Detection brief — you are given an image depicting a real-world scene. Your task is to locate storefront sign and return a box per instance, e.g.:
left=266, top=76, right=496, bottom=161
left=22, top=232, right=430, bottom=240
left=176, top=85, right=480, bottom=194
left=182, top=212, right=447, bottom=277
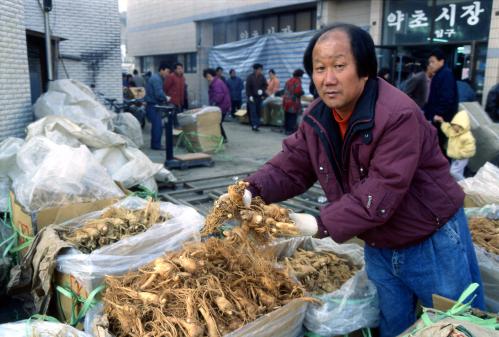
left=383, top=0, right=492, bottom=45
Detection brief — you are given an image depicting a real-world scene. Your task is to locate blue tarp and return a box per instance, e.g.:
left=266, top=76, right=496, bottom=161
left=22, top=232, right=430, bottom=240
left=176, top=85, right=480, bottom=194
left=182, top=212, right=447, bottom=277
left=208, top=30, right=316, bottom=99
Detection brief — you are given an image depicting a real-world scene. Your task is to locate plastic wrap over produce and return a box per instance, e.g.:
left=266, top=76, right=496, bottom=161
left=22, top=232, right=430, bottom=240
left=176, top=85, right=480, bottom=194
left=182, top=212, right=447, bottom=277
left=34, top=79, right=113, bottom=131
left=459, top=162, right=499, bottom=206
left=26, top=115, right=130, bottom=149
left=13, top=137, right=124, bottom=212
left=112, top=112, right=144, bottom=148
left=92, top=146, right=163, bottom=188
left=0, top=320, right=91, bottom=337
left=271, top=237, right=379, bottom=336
left=56, top=196, right=204, bottom=292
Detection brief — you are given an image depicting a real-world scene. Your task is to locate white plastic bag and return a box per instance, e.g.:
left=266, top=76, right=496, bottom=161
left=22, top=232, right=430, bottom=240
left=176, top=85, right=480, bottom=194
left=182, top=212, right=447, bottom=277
left=0, top=137, right=24, bottom=180
left=26, top=115, right=130, bottom=149
left=112, top=112, right=144, bottom=148
left=271, top=237, right=379, bottom=336
left=459, top=162, right=499, bottom=206
left=34, top=79, right=113, bottom=131
left=92, top=146, right=163, bottom=188
left=13, top=137, right=124, bottom=212
left=56, top=196, right=204, bottom=292
left=154, top=167, right=177, bottom=183
left=0, top=320, right=91, bottom=337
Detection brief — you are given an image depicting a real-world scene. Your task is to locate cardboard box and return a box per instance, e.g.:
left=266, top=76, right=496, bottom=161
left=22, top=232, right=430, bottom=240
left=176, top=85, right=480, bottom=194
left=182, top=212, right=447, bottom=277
left=180, top=107, right=222, bottom=153
left=129, top=87, right=145, bottom=99
left=10, top=184, right=127, bottom=258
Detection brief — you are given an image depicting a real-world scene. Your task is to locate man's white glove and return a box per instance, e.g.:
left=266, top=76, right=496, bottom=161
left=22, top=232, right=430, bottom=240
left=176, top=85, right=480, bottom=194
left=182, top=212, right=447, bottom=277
left=249, top=96, right=255, bottom=103
left=289, top=213, right=318, bottom=236
left=219, top=189, right=252, bottom=208
left=257, top=89, right=263, bottom=96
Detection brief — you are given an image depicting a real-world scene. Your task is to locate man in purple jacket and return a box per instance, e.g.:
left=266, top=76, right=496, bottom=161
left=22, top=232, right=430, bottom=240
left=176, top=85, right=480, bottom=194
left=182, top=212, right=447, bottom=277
left=203, top=68, right=231, bottom=142
left=243, top=24, right=484, bottom=336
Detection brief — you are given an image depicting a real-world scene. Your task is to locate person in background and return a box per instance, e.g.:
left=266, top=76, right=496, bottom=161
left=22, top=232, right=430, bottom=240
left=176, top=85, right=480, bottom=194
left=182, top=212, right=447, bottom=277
left=246, top=63, right=268, bottom=132
left=282, top=69, right=305, bottom=135
left=378, top=67, right=392, bottom=84
left=132, top=69, right=145, bottom=87
left=485, top=83, right=499, bottom=122
left=241, top=23, right=484, bottom=337
left=122, top=73, right=128, bottom=87
left=226, top=69, right=244, bottom=118
left=216, top=67, right=227, bottom=84
left=403, top=60, right=429, bottom=109
left=126, top=74, right=136, bottom=88
left=456, top=78, right=476, bottom=102
left=203, top=68, right=231, bottom=143
left=266, top=69, right=280, bottom=96
left=144, top=62, right=170, bottom=150
left=434, top=110, right=476, bottom=180
left=164, top=62, right=186, bottom=128
left=424, top=49, right=459, bottom=156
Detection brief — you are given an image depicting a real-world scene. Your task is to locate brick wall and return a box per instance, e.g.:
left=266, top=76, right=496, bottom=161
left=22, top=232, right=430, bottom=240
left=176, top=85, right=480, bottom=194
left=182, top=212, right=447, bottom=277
left=24, top=0, right=123, bottom=101
left=0, top=0, right=32, bottom=140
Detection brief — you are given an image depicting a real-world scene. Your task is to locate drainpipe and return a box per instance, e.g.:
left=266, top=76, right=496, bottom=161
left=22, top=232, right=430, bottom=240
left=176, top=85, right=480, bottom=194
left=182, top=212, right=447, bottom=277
left=43, top=0, right=53, bottom=81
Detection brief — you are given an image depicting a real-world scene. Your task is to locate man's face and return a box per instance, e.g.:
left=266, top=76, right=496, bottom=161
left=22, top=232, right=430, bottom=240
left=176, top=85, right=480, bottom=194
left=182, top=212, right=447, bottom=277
left=230, top=71, right=236, bottom=77
left=159, top=68, right=170, bottom=78
left=312, top=30, right=368, bottom=115
left=175, top=65, right=184, bottom=76
left=255, top=68, right=262, bottom=76
left=428, top=56, right=444, bottom=73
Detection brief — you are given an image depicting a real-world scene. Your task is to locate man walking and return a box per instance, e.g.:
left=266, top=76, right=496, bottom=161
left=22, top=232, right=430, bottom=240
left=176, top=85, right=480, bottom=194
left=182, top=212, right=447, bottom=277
left=226, top=69, right=244, bottom=118
left=245, top=63, right=267, bottom=132
left=423, top=49, right=458, bottom=154
left=144, top=62, right=170, bottom=150
left=164, top=62, right=186, bottom=127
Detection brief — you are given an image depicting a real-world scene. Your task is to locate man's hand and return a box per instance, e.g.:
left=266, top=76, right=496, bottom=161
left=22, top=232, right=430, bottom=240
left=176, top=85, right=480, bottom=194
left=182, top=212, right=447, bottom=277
left=249, top=96, right=254, bottom=103
left=218, top=189, right=252, bottom=208
left=433, top=115, right=444, bottom=123
left=257, top=89, right=263, bottom=96
left=289, top=213, right=318, bottom=236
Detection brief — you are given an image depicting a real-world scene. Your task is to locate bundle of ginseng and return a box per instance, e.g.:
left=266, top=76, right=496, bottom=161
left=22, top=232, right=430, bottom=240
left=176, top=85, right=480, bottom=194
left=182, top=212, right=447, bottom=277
left=103, top=237, right=314, bottom=337
left=61, top=199, right=171, bottom=253
left=468, top=217, right=499, bottom=255
left=202, top=181, right=300, bottom=243
left=284, top=249, right=358, bottom=295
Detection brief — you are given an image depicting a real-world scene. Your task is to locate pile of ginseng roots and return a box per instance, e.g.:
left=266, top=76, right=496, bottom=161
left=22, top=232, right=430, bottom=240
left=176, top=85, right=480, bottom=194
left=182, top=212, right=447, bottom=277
left=283, top=249, right=358, bottom=295
left=103, top=182, right=317, bottom=337
left=201, top=181, right=300, bottom=243
left=61, top=199, right=171, bottom=254
left=468, top=217, right=499, bottom=255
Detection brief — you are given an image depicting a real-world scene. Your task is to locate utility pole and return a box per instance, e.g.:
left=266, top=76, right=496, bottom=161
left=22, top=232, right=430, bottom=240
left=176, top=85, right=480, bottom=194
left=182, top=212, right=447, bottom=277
left=43, top=0, right=53, bottom=81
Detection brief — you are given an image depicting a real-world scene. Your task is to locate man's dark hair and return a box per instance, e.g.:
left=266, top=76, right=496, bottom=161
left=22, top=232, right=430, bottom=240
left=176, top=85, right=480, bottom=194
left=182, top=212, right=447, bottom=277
left=293, top=69, right=305, bottom=77
left=269, top=69, right=276, bottom=75
left=158, top=62, right=170, bottom=72
left=133, top=69, right=138, bottom=75
left=216, top=66, right=223, bottom=72
left=174, top=62, right=184, bottom=69
left=303, top=23, right=377, bottom=79
left=253, top=63, right=263, bottom=71
left=229, top=69, right=236, bottom=75
left=430, top=48, right=446, bottom=62
left=203, top=68, right=217, bottom=78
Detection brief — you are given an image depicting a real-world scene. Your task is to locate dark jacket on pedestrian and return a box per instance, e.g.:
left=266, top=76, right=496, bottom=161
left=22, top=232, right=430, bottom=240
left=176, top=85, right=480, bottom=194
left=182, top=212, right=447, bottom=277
left=485, top=83, right=499, bottom=122
left=282, top=77, right=304, bottom=114
left=246, top=78, right=464, bottom=249
left=209, top=77, right=231, bottom=115
left=423, top=65, right=458, bottom=122
left=226, top=76, right=244, bottom=101
left=144, top=73, right=167, bottom=104
left=245, top=73, right=268, bottom=101
left=163, top=73, right=185, bottom=107
left=457, top=80, right=476, bottom=102
left=403, top=71, right=428, bottom=108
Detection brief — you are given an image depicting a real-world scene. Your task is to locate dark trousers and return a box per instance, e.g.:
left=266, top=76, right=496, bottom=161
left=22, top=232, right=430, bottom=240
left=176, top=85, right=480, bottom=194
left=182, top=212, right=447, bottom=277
left=247, top=99, right=262, bottom=129
left=231, top=99, right=241, bottom=117
left=220, top=112, right=228, bottom=141
left=146, top=104, right=162, bottom=149
left=284, top=112, right=298, bottom=134
left=172, top=105, right=182, bottom=128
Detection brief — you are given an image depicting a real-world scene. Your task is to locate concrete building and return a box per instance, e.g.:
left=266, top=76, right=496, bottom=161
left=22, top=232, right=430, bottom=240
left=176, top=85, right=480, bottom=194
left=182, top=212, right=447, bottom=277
left=127, top=0, right=499, bottom=107
left=0, top=0, right=122, bottom=140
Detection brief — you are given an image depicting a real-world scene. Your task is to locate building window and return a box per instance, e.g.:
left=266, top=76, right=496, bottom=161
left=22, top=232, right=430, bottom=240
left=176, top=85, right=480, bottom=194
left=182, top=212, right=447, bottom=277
left=279, top=13, right=295, bottom=33
left=185, top=53, right=197, bottom=73
left=226, top=21, right=237, bottom=42
left=249, top=17, right=263, bottom=38
left=213, top=22, right=226, bottom=45
left=264, top=16, right=278, bottom=35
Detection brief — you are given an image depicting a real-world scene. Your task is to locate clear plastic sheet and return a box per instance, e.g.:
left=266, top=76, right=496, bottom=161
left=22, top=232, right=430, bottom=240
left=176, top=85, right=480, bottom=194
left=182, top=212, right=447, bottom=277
left=111, top=112, right=144, bottom=148
left=34, top=79, right=113, bottom=131
left=56, top=196, right=203, bottom=292
left=92, top=146, right=163, bottom=189
left=26, top=116, right=130, bottom=149
left=270, top=237, right=379, bottom=336
left=459, top=162, right=499, bottom=206
left=0, top=320, right=91, bottom=337
left=13, top=137, right=124, bottom=212
left=0, top=137, right=24, bottom=180
left=154, top=167, right=177, bottom=184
